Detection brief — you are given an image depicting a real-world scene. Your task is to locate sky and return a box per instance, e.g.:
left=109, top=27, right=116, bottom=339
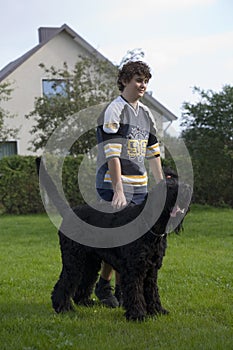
left=1, top=0, right=233, bottom=134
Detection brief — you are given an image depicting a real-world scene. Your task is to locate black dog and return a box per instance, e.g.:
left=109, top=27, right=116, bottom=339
left=36, top=158, right=191, bottom=321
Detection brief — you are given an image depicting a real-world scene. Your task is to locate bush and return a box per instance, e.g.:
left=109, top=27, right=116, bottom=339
left=0, top=155, right=85, bottom=214
left=0, top=156, right=43, bottom=214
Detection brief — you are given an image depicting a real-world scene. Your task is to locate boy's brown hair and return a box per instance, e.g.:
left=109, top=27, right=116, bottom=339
left=117, top=61, right=152, bottom=92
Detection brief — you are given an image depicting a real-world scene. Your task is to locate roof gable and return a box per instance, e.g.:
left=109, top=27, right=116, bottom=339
left=0, top=24, right=177, bottom=121
left=0, top=24, right=107, bottom=82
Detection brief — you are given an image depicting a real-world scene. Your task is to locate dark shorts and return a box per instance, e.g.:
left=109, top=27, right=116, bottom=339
left=96, top=188, right=147, bottom=205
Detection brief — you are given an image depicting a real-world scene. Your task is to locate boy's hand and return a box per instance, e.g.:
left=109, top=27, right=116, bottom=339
left=112, top=186, right=127, bottom=209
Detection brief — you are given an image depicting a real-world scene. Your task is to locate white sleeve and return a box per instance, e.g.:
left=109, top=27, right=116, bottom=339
left=103, top=102, right=121, bottom=134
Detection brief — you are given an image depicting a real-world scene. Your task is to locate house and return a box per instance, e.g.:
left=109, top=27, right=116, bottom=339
left=0, top=24, right=177, bottom=159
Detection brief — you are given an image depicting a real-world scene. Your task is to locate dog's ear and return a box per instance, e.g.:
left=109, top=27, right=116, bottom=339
left=163, top=166, right=178, bottom=179
left=35, top=157, right=41, bottom=176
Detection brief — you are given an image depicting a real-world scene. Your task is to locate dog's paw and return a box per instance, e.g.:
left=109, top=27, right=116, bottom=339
left=53, top=301, right=75, bottom=313
left=147, top=305, right=169, bottom=317
left=125, top=311, right=146, bottom=322
left=156, top=307, right=169, bottom=315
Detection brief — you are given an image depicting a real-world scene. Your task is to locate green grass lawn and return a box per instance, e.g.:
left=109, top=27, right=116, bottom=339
left=0, top=205, right=232, bottom=350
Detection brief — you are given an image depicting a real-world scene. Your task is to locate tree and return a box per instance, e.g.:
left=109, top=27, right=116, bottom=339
left=181, top=85, right=233, bottom=206
left=0, top=82, right=19, bottom=141
left=26, top=55, right=119, bottom=155
left=119, top=48, right=145, bottom=67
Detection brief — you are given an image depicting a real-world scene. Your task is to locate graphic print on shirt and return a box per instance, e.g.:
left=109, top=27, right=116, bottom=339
left=127, top=127, right=149, bottom=162
left=96, top=96, right=161, bottom=193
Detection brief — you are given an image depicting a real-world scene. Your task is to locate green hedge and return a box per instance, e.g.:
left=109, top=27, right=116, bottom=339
left=0, top=155, right=190, bottom=215
left=0, top=156, right=43, bottom=214
left=0, top=155, right=85, bottom=214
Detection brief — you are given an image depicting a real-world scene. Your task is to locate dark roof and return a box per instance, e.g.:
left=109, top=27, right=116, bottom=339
left=0, top=24, right=177, bottom=121
left=0, top=46, right=40, bottom=82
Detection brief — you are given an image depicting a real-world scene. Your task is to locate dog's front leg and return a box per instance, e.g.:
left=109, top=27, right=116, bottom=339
left=51, top=266, right=76, bottom=313
left=73, top=255, right=102, bottom=307
left=120, top=270, right=147, bottom=321
left=144, top=265, right=169, bottom=316
left=51, top=241, right=86, bottom=313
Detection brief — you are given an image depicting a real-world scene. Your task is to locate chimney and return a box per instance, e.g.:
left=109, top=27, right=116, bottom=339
left=38, top=27, right=59, bottom=43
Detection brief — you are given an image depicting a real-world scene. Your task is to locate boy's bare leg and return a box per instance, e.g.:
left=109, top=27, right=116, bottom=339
left=100, top=262, right=113, bottom=280
left=95, top=262, right=119, bottom=308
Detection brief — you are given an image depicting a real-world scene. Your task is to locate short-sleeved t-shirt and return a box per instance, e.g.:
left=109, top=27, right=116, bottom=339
left=96, top=95, right=160, bottom=195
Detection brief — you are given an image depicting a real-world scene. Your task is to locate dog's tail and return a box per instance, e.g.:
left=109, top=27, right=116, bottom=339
left=36, top=157, right=70, bottom=218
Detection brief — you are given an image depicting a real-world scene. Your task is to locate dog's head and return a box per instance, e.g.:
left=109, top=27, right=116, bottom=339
left=165, top=177, right=192, bottom=234
left=161, top=166, right=192, bottom=233
left=145, top=177, right=192, bottom=236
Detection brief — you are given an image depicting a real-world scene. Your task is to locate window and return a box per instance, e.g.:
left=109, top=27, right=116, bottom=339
left=42, top=79, right=68, bottom=97
left=0, top=141, right=17, bottom=159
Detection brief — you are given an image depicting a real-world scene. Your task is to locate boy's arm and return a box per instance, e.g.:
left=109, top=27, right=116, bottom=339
left=108, top=157, right=127, bottom=209
left=148, top=157, right=164, bottom=184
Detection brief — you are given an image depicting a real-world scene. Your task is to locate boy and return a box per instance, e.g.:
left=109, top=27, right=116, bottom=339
left=95, top=60, right=164, bottom=307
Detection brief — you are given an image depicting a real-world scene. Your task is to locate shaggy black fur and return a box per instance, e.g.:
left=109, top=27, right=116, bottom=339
left=36, top=158, right=191, bottom=321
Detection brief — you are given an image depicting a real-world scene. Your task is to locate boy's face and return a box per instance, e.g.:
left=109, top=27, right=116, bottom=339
left=123, top=74, right=149, bottom=99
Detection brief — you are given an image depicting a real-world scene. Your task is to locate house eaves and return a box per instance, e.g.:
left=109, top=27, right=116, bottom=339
left=0, top=23, right=177, bottom=122
left=0, top=24, right=111, bottom=83
left=143, top=93, right=177, bottom=121
left=0, top=45, right=41, bottom=82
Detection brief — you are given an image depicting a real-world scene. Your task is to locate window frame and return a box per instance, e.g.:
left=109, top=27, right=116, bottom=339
left=0, top=141, right=18, bottom=159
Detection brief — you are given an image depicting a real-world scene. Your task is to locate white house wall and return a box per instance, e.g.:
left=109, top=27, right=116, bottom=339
left=2, top=32, right=91, bottom=155
left=1, top=30, right=167, bottom=157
